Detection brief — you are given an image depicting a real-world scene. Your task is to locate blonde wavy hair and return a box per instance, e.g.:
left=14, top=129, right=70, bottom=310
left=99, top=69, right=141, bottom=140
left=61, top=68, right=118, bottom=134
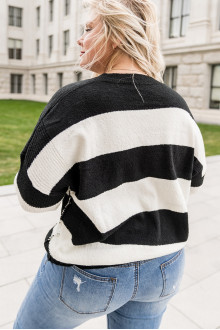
left=80, top=0, right=165, bottom=83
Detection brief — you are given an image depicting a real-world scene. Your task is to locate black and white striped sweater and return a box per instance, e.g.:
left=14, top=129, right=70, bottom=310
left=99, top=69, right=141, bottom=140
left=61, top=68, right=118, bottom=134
left=14, top=73, right=206, bottom=268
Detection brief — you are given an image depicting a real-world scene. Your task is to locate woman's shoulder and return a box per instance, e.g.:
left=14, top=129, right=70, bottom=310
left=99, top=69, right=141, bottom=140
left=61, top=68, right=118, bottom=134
left=39, top=78, right=99, bottom=120
left=156, top=82, right=194, bottom=120
left=49, top=78, right=98, bottom=106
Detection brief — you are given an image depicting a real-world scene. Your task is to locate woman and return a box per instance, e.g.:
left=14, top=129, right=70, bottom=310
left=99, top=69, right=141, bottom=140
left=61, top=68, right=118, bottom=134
left=13, top=0, right=206, bottom=328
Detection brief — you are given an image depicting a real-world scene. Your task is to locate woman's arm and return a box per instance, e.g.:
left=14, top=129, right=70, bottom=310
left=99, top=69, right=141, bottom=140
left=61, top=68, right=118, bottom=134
left=190, top=123, right=207, bottom=194
left=14, top=118, right=69, bottom=213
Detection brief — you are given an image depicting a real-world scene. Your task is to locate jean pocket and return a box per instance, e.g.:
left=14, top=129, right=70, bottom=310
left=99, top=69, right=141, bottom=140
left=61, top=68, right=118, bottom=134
left=59, top=265, right=117, bottom=314
left=159, top=248, right=185, bottom=298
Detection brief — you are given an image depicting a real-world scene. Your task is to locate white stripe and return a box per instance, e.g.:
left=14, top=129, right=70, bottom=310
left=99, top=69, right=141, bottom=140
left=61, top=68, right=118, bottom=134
left=48, top=220, right=186, bottom=266
left=27, top=107, right=205, bottom=194
left=70, top=176, right=190, bottom=233
left=14, top=172, right=62, bottom=213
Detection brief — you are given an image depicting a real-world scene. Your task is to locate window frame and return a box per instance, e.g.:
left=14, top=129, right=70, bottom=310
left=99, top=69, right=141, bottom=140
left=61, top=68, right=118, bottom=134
left=49, top=0, right=54, bottom=22
left=8, top=39, right=22, bottom=60
left=48, top=35, right=53, bottom=57
left=63, top=30, right=70, bottom=55
left=64, top=0, right=70, bottom=16
left=163, top=66, right=178, bottom=91
left=169, top=0, right=190, bottom=38
left=36, top=6, right=40, bottom=27
left=57, top=72, right=63, bottom=88
left=74, top=71, right=82, bottom=82
left=8, top=6, right=22, bottom=27
left=36, top=39, right=40, bottom=57
left=10, top=74, right=22, bottom=93
left=32, top=74, right=36, bottom=94
left=43, top=73, right=48, bottom=95
left=210, top=64, right=220, bottom=110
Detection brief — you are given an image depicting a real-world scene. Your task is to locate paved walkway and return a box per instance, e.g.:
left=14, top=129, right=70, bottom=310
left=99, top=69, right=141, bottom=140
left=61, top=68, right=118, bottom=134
left=0, top=155, right=220, bottom=329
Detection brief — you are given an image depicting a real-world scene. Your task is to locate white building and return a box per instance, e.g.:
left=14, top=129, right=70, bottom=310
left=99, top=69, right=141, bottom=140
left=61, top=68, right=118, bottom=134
left=0, top=0, right=90, bottom=103
left=156, top=0, right=220, bottom=113
left=0, top=0, right=220, bottom=113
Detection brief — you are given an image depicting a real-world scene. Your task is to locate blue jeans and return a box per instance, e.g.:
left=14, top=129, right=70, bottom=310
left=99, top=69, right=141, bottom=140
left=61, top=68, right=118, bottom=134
left=13, top=248, right=185, bottom=329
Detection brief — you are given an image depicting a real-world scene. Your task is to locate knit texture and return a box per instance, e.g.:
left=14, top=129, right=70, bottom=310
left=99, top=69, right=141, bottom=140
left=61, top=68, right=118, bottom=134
left=14, top=73, right=206, bottom=268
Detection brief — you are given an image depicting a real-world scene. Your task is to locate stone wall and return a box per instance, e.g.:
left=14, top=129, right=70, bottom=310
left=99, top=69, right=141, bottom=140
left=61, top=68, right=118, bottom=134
left=0, top=65, right=90, bottom=102
left=165, top=50, right=220, bottom=111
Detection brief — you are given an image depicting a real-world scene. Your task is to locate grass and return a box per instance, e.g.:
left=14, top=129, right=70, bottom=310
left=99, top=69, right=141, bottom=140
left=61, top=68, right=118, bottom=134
left=0, top=100, right=220, bottom=186
left=0, top=100, right=46, bottom=186
left=197, top=123, right=220, bottom=157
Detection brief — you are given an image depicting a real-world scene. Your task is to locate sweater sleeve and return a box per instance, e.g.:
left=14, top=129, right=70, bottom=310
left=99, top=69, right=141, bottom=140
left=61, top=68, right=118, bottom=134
left=190, top=122, right=207, bottom=194
left=14, top=113, right=69, bottom=213
left=14, top=82, right=86, bottom=212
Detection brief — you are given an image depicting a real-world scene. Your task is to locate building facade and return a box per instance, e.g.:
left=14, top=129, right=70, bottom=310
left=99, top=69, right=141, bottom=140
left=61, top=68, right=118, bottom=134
left=156, top=0, right=220, bottom=111
left=0, top=0, right=220, bottom=112
left=0, top=0, right=90, bottom=103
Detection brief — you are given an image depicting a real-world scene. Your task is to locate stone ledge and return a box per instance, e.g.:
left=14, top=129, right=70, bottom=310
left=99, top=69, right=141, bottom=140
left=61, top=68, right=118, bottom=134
left=191, top=109, right=220, bottom=125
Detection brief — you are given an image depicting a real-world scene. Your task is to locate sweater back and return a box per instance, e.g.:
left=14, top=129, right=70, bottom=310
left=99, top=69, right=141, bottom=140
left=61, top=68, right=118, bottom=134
left=14, top=73, right=207, bottom=268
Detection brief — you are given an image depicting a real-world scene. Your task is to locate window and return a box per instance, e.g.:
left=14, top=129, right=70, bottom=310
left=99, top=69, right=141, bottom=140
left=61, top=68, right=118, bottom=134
left=36, top=39, right=40, bottom=56
left=64, top=0, right=70, bottom=15
left=43, top=74, right=48, bottom=95
left=10, top=74, right=22, bottom=93
left=32, top=74, right=36, bottom=94
left=36, top=6, right=40, bottom=27
left=8, top=39, right=22, bottom=59
left=57, top=73, right=63, bottom=88
left=169, top=0, right=190, bottom=38
left=48, top=35, right=53, bottom=57
left=49, top=0, right=54, bottom=21
left=210, top=64, right=220, bottom=110
left=74, top=71, right=82, bottom=82
left=63, top=30, right=70, bottom=55
left=163, top=66, right=177, bottom=90
left=219, top=11, right=220, bottom=30
left=9, top=6, right=22, bottom=27
left=80, top=25, right=84, bottom=37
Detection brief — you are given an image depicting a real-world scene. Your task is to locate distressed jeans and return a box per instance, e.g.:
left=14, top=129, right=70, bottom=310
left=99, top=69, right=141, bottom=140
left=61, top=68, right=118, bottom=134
left=13, top=248, right=185, bottom=329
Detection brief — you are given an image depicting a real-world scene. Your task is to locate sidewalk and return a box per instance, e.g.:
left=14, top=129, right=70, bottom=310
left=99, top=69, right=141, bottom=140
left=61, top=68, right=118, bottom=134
left=0, top=155, right=220, bottom=329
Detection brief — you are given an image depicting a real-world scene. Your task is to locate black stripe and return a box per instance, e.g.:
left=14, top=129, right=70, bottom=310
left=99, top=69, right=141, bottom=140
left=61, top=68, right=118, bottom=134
left=20, top=119, right=50, bottom=168
left=43, top=77, right=193, bottom=141
left=61, top=145, right=195, bottom=200
left=191, top=172, right=205, bottom=187
left=61, top=197, right=188, bottom=246
left=17, top=120, right=69, bottom=207
left=191, top=156, right=205, bottom=187
left=17, top=168, right=65, bottom=208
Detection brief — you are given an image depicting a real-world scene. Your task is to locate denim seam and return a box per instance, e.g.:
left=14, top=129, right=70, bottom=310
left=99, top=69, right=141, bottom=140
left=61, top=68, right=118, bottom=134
left=71, top=265, right=117, bottom=282
left=160, top=249, right=183, bottom=269
left=139, top=258, right=154, bottom=266
left=106, top=264, right=135, bottom=268
left=160, top=249, right=183, bottom=297
left=130, top=262, right=139, bottom=300
left=115, top=308, right=167, bottom=320
left=139, top=249, right=183, bottom=267
left=160, top=266, right=167, bottom=297
left=59, top=266, right=66, bottom=300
